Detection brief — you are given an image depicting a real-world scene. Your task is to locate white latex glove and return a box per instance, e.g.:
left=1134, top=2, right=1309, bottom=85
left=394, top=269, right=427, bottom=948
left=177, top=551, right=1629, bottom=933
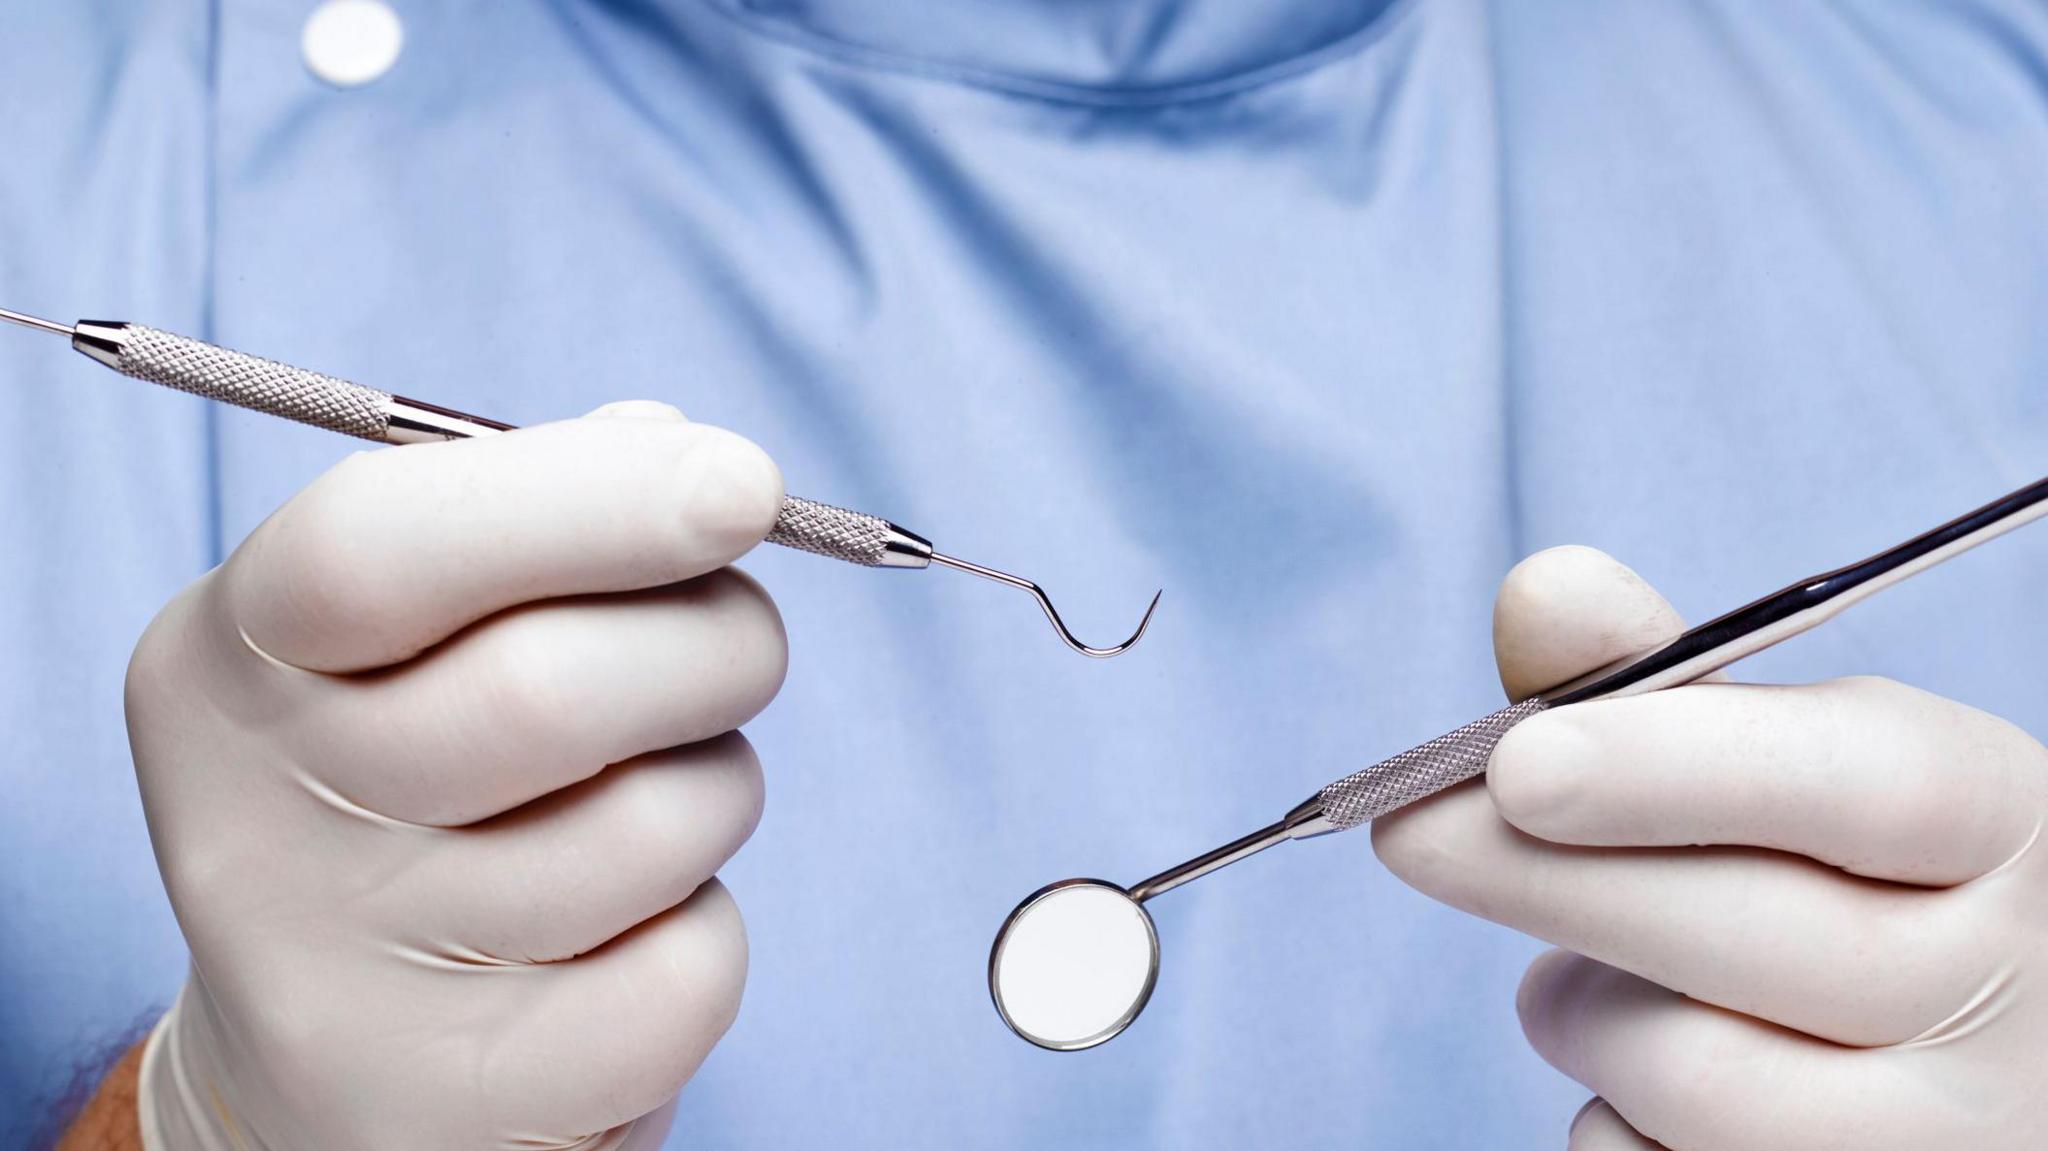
left=126, top=401, right=787, bottom=1150
left=1374, top=546, right=2048, bottom=1150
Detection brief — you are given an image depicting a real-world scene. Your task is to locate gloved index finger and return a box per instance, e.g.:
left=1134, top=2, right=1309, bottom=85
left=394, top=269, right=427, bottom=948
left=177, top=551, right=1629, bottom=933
left=1488, top=676, right=2048, bottom=887
left=217, top=414, right=784, bottom=672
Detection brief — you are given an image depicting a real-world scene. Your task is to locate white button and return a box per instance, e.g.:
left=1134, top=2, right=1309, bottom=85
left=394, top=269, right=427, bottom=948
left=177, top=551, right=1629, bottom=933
left=301, top=0, right=404, bottom=88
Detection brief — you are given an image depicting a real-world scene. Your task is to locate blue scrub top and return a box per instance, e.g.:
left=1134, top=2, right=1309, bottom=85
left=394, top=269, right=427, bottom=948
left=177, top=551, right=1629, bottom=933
left=5, top=2, right=2048, bottom=1146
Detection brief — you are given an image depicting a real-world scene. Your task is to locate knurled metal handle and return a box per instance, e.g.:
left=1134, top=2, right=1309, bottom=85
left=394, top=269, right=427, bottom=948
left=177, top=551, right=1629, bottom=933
left=118, top=325, right=394, bottom=441
left=767, top=496, right=901, bottom=566
left=1316, top=697, right=1549, bottom=829
left=116, top=325, right=920, bottom=571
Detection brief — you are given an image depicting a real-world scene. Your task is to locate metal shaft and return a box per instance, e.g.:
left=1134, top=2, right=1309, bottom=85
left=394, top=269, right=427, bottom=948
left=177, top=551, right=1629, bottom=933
left=1126, top=798, right=1329, bottom=903
left=0, top=307, right=74, bottom=338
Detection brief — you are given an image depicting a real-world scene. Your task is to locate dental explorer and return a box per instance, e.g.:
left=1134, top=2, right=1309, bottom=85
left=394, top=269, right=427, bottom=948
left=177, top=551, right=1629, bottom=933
left=0, top=306, right=1159, bottom=657
left=991, top=469, right=2048, bottom=1050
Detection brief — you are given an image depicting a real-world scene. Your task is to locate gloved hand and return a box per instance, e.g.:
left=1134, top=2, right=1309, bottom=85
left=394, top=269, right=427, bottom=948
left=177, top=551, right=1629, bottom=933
left=125, top=402, right=788, bottom=1150
left=1374, top=546, right=2048, bottom=1150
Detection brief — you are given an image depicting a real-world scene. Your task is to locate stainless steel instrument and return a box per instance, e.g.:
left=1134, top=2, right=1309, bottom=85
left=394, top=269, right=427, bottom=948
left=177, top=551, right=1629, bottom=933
left=1, top=306, right=1159, bottom=657
left=992, top=470, right=2048, bottom=1049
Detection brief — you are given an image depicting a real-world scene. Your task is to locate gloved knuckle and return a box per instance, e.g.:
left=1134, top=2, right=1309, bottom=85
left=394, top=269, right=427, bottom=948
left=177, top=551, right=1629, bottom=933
left=1514, top=949, right=1571, bottom=1036
left=1829, top=673, right=1910, bottom=703
left=615, top=910, right=749, bottom=1120
left=481, top=636, right=582, bottom=752
left=124, top=599, right=189, bottom=713
left=1822, top=676, right=2048, bottom=853
left=705, top=733, right=768, bottom=836
left=619, top=739, right=764, bottom=856
left=702, top=886, right=751, bottom=1003
left=1969, top=721, right=2048, bottom=820
left=661, top=424, right=785, bottom=558
left=1370, top=802, right=1465, bottom=892
left=126, top=578, right=246, bottom=726
left=234, top=454, right=394, bottom=638
left=696, top=567, right=791, bottom=706
left=1943, top=707, right=2048, bottom=795
left=1487, top=719, right=1587, bottom=836
left=294, top=450, right=386, bottom=546
left=667, top=885, right=750, bottom=1039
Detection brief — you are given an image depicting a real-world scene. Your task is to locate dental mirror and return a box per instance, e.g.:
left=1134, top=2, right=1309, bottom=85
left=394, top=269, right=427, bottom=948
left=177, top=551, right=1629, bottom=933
left=988, top=879, right=1159, bottom=1051
left=989, top=802, right=1336, bottom=1050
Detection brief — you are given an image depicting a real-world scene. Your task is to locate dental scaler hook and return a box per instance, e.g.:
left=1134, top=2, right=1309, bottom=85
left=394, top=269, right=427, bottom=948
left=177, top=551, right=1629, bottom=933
left=0, top=305, right=1162, bottom=658
left=931, top=553, right=1162, bottom=658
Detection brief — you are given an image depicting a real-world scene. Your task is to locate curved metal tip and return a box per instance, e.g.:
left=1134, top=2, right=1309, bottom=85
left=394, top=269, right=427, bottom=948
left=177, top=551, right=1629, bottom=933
left=930, top=553, right=1161, bottom=658
left=1042, top=586, right=1159, bottom=659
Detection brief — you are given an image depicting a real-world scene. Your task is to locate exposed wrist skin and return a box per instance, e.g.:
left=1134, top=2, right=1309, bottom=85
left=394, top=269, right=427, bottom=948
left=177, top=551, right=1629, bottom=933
left=55, top=1037, right=146, bottom=1151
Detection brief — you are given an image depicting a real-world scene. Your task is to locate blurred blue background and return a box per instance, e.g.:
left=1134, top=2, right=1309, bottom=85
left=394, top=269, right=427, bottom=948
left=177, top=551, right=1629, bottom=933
left=4, top=0, right=2048, bottom=1146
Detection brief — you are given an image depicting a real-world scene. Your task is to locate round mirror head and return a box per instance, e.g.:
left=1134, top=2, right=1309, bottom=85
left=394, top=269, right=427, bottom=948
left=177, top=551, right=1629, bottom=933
left=988, top=878, right=1160, bottom=1051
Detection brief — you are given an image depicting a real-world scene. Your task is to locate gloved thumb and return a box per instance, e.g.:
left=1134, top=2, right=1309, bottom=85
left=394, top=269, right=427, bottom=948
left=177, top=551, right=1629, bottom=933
left=1492, top=546, right=1689, bottom=701
left=585, top=399, right=689, bottom=422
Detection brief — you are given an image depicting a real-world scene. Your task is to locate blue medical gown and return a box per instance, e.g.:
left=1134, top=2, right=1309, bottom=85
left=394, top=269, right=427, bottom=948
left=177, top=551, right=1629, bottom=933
left=4, top=1, right=2048, bottom=1145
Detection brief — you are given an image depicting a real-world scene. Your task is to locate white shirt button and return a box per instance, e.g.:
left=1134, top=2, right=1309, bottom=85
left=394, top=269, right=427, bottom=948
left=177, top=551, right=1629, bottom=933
left=301, top=0, right=405, bottom=88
